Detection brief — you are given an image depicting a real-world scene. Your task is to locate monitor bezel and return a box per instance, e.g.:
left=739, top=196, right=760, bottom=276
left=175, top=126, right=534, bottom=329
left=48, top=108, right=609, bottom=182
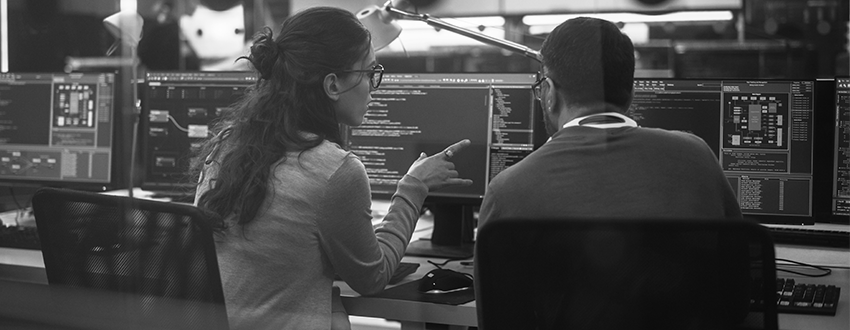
left=352, top=71, right=544, bottom=258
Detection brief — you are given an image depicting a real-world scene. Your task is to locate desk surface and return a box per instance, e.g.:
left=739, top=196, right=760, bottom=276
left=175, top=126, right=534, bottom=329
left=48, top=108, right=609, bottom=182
left=2, top=230, right=849, bottom=330
left=332, top=247, right=850, bottom=330
left=337, top=256, right=477, bottom=327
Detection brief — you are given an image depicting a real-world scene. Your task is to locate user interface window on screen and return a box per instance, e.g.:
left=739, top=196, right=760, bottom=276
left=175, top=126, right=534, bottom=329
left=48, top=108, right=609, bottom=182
left=629, top=80, right=815, bottom=217
left=834, top=78, right=849, bottom=217
left=0, top=72, right=115, bottom=184
left=347, top=73, right=539, bottom=199
left=142, top=72, right=256, bottom=189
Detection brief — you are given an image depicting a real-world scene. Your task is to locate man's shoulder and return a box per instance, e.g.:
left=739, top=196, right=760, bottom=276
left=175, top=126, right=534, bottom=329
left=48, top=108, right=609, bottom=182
left=634, top=126, right=701, bottom=139
left=631, top=127, right=711, bottom=149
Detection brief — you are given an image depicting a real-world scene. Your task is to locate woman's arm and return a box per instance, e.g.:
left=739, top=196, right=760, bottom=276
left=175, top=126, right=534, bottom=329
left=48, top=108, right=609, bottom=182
left=317, top=155, right=428, bottom=295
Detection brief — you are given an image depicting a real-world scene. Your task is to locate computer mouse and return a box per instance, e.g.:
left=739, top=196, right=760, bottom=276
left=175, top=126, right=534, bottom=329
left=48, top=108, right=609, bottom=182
left=417, top=269, right=473, bottom=294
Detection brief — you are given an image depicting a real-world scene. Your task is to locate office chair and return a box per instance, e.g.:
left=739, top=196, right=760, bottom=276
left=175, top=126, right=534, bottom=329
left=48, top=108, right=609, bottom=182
left=475, top=217, right=778, bottom=330
left=32, top=187, right=228, bottom=330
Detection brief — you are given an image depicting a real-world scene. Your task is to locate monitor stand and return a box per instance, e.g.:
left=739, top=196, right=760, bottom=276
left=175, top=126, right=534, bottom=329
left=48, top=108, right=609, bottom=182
left=405, top=203, right=476, bottom=259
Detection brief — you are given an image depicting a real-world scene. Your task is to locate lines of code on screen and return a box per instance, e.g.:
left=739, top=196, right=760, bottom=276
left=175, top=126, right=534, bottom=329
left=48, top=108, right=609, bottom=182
left=834, top=78, right=850, bottom=216
left=347, top=73, right=538, bottom=199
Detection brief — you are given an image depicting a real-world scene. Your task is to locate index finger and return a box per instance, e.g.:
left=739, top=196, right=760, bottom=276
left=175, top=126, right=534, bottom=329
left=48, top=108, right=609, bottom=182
left=443, top=139, right=471, bottom=155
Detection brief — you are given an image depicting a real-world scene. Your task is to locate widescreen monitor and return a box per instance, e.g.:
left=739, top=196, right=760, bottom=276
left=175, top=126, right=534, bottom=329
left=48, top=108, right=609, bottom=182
left=629, top=79, right=817, bottom=224
left=346, top=72, right=545, bottom=257
left=140, top=71, right=256, bottom=196
left=833, top=77, right=849, bottom=218
left=0, top=72, right=117, bottom=189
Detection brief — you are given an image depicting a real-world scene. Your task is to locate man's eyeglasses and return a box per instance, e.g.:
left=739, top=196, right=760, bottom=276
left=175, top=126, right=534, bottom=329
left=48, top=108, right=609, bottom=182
left=341, top=64, right=384, bottom=89
left=532, top=74, right=546, bottom=101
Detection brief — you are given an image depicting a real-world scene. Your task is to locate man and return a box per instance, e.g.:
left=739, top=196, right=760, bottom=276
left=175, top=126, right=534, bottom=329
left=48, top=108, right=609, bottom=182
left=478, top=17, right=742, bottom=225
left=473, top=18, right=749, bottom=330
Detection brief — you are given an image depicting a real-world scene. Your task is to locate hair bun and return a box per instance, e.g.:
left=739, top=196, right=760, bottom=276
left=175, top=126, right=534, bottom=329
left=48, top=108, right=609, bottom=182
left=248, top=27, right=280, bottom=80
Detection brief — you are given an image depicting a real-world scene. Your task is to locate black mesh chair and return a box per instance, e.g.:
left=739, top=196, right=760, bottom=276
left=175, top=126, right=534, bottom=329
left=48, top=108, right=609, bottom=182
left=474, top=217, right=778, bottom=330
left=32, top=187, right=227, bottom=330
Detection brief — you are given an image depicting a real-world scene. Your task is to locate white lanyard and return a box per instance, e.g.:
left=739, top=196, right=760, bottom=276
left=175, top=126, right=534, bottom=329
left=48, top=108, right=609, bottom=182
left=561, top=112, right=638, bottom=129
left=546, top=112, right=639, bottom=143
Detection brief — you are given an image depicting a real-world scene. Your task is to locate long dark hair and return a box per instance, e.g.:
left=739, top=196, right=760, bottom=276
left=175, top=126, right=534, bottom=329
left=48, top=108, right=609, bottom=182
left=190, top=7, right=372, bottom=228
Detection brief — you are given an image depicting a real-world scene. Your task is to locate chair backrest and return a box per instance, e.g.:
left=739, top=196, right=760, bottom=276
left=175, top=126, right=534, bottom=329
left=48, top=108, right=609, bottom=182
left=32, top=187, right=227, bottom=329
left=474, top=217, right=778, bottom=330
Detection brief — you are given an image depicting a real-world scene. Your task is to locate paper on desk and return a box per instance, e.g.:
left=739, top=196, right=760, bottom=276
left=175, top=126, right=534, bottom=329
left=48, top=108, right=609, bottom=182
left=370, top=199, right=434, bottom=237
left=0, top=208, right=35, bottom=227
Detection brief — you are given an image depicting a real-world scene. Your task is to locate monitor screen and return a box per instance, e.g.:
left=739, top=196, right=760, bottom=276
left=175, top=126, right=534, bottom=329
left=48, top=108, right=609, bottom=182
left=629, top=79, right=816, bottom=223
left=347, top=72, right=542, bottom=199
left=833, top=77, right=849, bottom=217
left=0, top=72, right=117, bottom=188
left=140, top=71, right=256, bottom=193
left=346, top=72, right=544, bottom=257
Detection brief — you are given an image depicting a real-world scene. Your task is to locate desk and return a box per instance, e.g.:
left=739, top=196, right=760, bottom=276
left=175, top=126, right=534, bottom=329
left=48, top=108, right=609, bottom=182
left=2, top=241, right=848, bottom=329
left=337, top=256, right=476, bottom=330
left=772, top=245, right=850, bottom=330
left=333, top=243, right=850, bottom=330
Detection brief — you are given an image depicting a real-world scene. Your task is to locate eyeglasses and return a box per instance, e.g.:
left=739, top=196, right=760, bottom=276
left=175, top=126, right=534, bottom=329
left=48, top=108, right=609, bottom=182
left=532, top=74, right=546, bottom=101
left=340, top=64, right=384, bottom=89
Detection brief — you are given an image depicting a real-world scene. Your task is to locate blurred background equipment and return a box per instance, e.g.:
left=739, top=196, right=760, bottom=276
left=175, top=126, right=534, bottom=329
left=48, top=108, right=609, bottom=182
left=178, top=0, right=252, bottom=71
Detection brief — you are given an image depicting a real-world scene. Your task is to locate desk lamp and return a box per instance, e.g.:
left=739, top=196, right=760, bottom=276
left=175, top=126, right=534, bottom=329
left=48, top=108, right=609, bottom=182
left=103, top=11, right=144, bottom=56
left=103, top=11, right=144, bottom=198
left=357, top=0, right=542, bottom=62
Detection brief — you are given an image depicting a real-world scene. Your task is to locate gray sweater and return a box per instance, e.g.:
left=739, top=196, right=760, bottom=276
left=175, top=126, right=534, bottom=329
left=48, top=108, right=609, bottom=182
left=480, top=125, right=742, bottom=225
left=196, top=139, right=428, bottom=329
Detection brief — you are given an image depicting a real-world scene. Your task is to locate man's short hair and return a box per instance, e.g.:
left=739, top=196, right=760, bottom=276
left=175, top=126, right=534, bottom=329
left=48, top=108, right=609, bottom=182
left=541, top=17, right=636, bottom=110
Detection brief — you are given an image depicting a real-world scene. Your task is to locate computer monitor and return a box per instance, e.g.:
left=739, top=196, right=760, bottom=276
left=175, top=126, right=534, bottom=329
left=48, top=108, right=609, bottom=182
left=140, top=71, right=256, bottom=196
left=0, top=72, right=117, bottom=190
left=832, top=77, right=849, bottom=219
left=346, top=72, right=545, bottom=258
left=629, top=79, right=817, bottom=224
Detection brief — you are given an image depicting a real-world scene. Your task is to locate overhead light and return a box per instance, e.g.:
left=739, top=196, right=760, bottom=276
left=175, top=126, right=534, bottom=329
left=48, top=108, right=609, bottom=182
left=359, top=1, right=540, bottom=61
left=379, top=16, right=508, bottom=52
left=120, top=0, right=137, bottom=13
left=523, top=10, right=734, bottom=25
left=379, top=25, right=508, bottom=52
left=1, top=0, right=7, bottom=72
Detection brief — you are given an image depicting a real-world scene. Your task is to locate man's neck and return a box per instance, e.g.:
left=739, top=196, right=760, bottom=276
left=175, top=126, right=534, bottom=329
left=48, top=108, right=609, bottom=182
left=557, top=103, right=626, bottom=127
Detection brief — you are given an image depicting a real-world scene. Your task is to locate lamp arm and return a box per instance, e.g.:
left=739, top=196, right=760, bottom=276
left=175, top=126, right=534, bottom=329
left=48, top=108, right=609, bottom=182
left=384, top=6, right=542, bottom=63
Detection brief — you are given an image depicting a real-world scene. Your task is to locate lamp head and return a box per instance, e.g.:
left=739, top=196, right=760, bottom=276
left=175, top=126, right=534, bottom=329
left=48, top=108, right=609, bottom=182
left=103, top=11, right=144, bottom=48
left=357, top=0, right=542, bottom=62
left=357, top=5, right=402, bottom=50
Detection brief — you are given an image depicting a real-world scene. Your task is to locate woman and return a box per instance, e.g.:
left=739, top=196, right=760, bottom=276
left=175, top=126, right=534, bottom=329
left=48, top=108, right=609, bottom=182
left=191, top=6, right=472, bottom=329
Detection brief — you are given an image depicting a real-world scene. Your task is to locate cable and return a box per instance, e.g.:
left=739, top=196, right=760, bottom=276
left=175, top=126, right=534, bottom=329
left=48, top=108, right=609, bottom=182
left=8, top=187, right=23, bottom=226
left=776, top=258, right=833, bottom=277
left=8, top=187, right=22, bottom=211
left=168, top=115, right=190, bottom=133
left=427, top=257, right=472, bottom=269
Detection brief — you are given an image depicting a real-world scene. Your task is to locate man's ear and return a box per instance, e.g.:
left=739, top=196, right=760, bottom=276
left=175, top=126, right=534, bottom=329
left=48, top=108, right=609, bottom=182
left=543, top=78, right=559, bottom=114
left=323, top=73, right=341, bottom=101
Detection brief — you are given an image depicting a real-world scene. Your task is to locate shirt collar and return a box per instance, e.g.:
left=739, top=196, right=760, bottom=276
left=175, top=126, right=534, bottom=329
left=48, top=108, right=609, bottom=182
left=562, top=112, right=638, bottom=129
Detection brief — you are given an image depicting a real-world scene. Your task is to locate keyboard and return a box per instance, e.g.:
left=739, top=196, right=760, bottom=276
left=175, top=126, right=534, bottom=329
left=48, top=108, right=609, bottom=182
left=766, top=226, right=850, bottom=248
left=334, top=262, right=420, bottom=285
left=751, top=277, right=842, bottom=316
left=0, top=225, right=41, bottom=250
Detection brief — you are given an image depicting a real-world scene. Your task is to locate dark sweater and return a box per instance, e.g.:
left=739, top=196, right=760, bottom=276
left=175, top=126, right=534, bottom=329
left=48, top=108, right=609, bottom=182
left=479, top=125, right=743, bottom=225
